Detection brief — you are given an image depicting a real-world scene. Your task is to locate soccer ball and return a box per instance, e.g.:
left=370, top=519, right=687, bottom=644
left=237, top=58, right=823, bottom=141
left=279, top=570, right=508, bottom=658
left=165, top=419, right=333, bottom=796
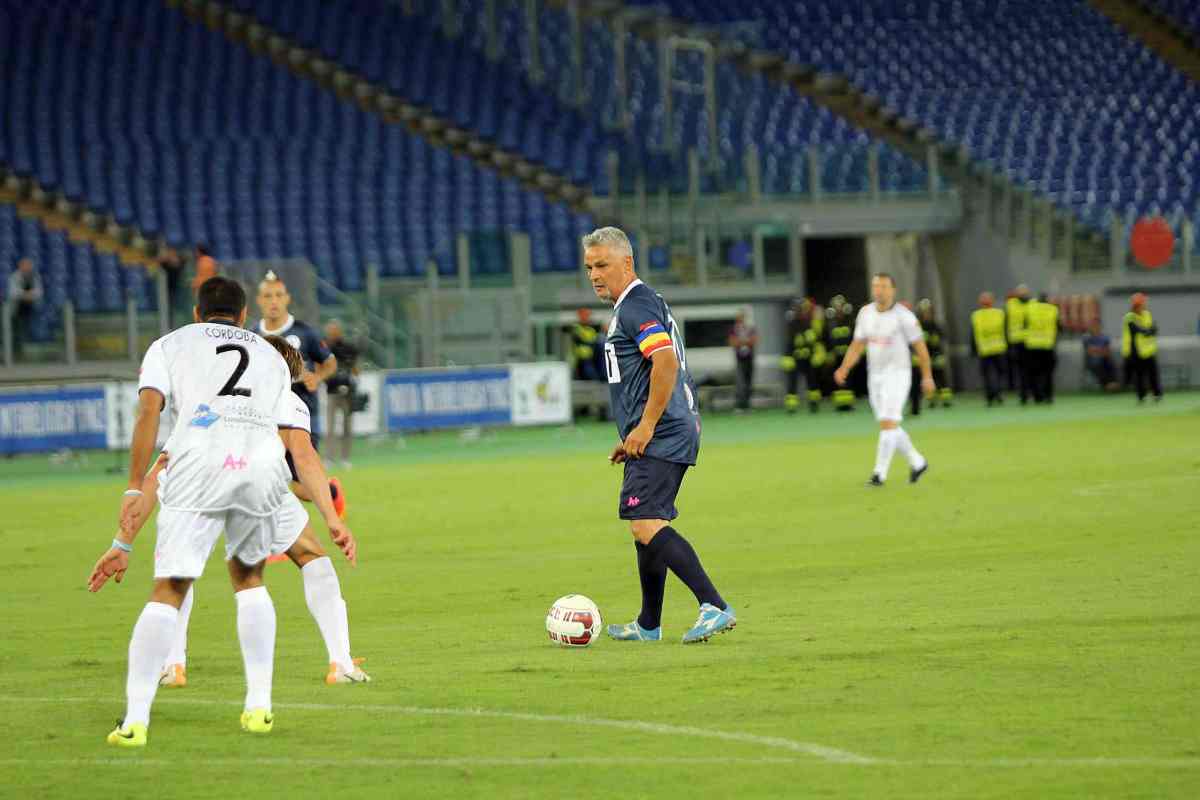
left=545, top=594, right=602, bottom=647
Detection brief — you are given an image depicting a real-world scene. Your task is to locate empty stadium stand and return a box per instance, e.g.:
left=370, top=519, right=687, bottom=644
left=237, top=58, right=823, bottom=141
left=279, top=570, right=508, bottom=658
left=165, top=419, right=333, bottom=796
left=628, top=0, right=1200, bottom=248
left=0, top=0, right=604, bottom=334
left=230, top=0, right=936, bottom=197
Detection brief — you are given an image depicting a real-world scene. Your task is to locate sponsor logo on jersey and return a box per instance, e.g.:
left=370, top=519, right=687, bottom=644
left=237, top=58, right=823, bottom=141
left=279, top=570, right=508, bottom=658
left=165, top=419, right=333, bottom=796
left=222, top=454, right=248, bottom=470
left=188, top=404, right=221, bottom=428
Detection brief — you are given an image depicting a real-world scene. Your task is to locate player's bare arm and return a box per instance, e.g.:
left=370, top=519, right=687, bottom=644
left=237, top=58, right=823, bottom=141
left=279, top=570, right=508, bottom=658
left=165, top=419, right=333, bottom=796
left=834, top=339, right=866, bottom=385
left=92, top=391, right=165, bottom=593
left=119, top=390, right=164, bottom=532
left=911, top=340, right=937, bottom=397
left=282, top=428, right=357, bottom=565
left=302, top=354, right=337, bottom=392
left=622, top=347, right=678, bottom=459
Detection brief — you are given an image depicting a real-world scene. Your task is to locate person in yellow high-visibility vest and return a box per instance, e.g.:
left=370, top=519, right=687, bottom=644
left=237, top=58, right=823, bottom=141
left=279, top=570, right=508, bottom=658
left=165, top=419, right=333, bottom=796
left=1005, top=284, right=1031, bottom=403
left=569, top=308, right=603, bottom=381
left=970, top=291, right=1007, bottom=406
left=1023, top=293, right=1059, bottom=404
left=1122, top=293, right=1162, bottom=403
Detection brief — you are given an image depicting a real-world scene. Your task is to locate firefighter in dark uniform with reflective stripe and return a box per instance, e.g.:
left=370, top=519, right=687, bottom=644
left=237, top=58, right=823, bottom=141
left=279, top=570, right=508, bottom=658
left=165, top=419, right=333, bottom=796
left=910, top=299, right=949, bottom=415
left=781, top=298, right=826, bottom=413
left=780, top=299, right=804, bottom=413
left=781, top=299, right=805, bottom=413
left=805, top=308, right=828, bottom=413
left=828, top=302, right=856, bottom=411
left=913, top=299, right=952, bottom=411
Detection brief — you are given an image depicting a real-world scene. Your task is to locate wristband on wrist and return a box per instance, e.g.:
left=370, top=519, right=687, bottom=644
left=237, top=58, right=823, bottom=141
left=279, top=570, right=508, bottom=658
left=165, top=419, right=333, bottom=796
left=123, top=489, right=143, bottom=498
left=111, top=539, right=133, bottom=553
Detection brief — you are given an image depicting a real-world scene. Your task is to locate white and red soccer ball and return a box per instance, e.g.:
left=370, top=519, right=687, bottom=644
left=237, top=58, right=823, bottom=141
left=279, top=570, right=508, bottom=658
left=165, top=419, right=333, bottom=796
left=545, top=594, right=602, bottom=647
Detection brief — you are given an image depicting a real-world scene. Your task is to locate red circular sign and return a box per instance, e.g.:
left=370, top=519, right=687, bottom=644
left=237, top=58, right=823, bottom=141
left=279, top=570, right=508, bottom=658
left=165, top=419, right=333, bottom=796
left=1130, top=216, right=1175, bottom=269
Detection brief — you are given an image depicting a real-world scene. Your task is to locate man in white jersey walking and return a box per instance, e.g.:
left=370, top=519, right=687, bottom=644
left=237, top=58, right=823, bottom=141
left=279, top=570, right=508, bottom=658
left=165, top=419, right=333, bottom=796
left=88, top=277, right=354, bottom=747
left=833, top=273, right=934, bottom=487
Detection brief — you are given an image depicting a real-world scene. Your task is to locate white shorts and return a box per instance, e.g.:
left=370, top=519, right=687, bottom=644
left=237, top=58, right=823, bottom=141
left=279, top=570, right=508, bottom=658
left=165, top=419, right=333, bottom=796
left=270, top=491, right=311, bottom=557
left=154, top=507, right=280, bottom=579
left=868, top=369, right=911, bottom=423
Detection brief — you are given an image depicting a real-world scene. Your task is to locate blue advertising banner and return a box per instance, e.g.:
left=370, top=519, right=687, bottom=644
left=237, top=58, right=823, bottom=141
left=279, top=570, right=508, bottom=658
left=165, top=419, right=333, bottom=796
left=384, top=367, right=512, bottom=431
left=0, top=385, right=108, bottom=454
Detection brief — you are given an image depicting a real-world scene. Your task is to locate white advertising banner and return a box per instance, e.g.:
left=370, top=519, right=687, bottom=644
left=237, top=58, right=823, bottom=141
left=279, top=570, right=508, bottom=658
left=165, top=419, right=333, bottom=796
left=509, top=362, right=572, bottom=426
left=349, top=370, right=383, bottom=436
left=105, top=382, right=171, bottom=451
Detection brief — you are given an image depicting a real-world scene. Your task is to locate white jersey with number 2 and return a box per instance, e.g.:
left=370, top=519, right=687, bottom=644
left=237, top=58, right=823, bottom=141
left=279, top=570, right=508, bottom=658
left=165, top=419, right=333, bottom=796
left=137, top=321, right=302, bottom=516
left=853, top=302, right=924, bottom=374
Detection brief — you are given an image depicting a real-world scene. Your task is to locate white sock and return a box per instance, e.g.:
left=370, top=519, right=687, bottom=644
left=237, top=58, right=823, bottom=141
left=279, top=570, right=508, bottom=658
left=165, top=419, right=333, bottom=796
left=165, top=585, right=193, bottom=667
left=124, top=602, right=179, bottom=727
left=302, top=556, right=353, bottom=671
left=894, top=427, right=926, bottom=469
left=873, top=429, right=898, bottom=479
left=235, top=586, right=276, bottom=712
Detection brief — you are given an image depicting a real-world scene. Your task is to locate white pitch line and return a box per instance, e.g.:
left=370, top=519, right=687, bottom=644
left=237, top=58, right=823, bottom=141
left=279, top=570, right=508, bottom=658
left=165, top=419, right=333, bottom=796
left=0, top=695, right=874, bottom=764
left=5, top=697, right=1198, bottom=769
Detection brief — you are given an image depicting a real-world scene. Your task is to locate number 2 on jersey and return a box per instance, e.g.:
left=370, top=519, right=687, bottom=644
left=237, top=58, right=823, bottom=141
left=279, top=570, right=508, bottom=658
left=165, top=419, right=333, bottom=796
left=215, top=344, right=252, bottom=397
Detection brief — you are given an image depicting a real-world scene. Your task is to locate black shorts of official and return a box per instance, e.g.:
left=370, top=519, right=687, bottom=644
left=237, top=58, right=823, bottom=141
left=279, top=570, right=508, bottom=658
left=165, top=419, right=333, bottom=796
left=619, top=455, right=689, bottom=521
left=285, top=431, right=320, bottom=482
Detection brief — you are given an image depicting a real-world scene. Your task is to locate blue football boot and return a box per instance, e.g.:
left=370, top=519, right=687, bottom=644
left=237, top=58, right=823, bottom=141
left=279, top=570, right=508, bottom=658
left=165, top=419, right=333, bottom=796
left=606, top=620, right=662, bottom=641
left=681, top=603, right=737, bottom=644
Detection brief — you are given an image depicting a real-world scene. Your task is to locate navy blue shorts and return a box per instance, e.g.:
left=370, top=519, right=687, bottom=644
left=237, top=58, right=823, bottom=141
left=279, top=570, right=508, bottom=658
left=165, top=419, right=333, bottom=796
left=285, top=431, right=320, bottom=482
left=619, top=455, right=689, bottom=521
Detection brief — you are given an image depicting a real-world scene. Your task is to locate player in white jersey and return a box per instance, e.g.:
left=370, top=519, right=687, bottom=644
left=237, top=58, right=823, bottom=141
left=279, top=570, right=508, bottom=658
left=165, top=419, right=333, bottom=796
left=87, top=277, right=355, bottom=747
left=833, top=273, right=934, bottom=486
left=127, top=335, right=368, bottom=688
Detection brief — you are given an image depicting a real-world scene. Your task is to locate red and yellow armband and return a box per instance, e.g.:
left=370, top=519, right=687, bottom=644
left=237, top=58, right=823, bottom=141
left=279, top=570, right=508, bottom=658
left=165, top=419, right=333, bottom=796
left=636, top=322, right=673, bottom=358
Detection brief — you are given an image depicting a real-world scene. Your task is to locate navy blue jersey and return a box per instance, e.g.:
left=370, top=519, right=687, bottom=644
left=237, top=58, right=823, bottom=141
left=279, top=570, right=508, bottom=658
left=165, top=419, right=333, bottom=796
left=255, top=315, right=332, bottom=416
left=604, top=281, right=701, bottom=465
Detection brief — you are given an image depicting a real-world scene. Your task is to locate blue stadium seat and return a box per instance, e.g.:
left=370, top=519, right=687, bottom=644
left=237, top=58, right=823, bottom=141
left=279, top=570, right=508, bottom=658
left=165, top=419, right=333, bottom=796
left=1, top=0, right=600, bottom=308
left=622, top=0, right=1199, bottom=235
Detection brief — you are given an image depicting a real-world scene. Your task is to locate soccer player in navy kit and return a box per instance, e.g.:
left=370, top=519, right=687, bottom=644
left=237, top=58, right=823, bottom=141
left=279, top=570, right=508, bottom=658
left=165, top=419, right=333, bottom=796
left=583, top=227, right=736, bottom=644
left=254, top=272, right=347, bottom=516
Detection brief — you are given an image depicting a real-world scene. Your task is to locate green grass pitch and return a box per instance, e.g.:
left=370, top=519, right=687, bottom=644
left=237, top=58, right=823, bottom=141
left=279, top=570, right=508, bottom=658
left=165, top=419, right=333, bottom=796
left=0, top=393, right=1197, bottom=798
